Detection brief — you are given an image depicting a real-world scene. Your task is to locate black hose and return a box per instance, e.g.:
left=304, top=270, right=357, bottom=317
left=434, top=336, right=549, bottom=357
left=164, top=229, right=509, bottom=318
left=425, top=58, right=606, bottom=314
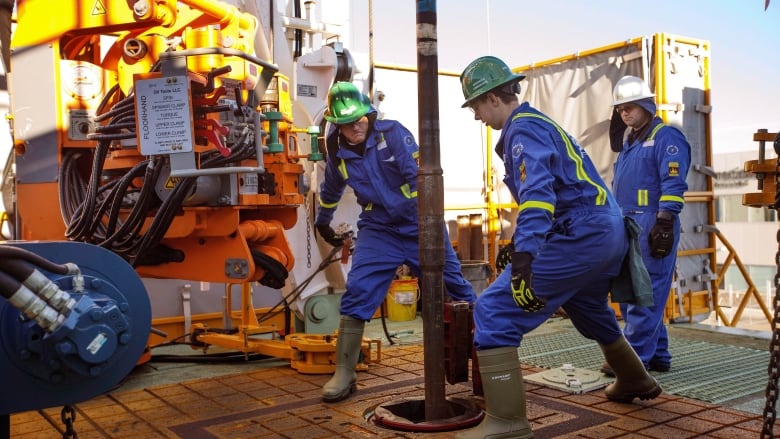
left=64, top=139, right=110, bottom=240
left=379, top=301, right=395, bottom=345
left=0, top=257, right=35, bottom=282
left=99, top=160, right=149, bottom=241
left=105, top=158, right=163, bottom=256
left=94, top=84, right=122, bottom=116
left=131, top=177, right=195, bottom=265
left=0, top=269, right=21, bottom=300
left=0, top=246, right=71, bottom=275
left=58, top=151, right=87, bottom=229
left=94, top=94, right=134, bottom=122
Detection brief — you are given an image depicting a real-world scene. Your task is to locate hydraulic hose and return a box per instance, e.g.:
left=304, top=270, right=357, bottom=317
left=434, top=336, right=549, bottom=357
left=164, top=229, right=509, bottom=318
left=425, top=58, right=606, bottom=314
left=0, top=270, right=64, bottom=332
left=0, top=246, right=78, bottom=276
left=0, top=267, right=18, bottom=300
left=0, top=257, right=34, bottom=281
left=0, top=249, right=78, bottom=313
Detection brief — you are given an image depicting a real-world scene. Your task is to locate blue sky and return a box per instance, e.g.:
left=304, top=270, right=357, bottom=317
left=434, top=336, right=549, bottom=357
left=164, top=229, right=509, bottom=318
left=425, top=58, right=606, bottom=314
left=368, top=0, right=780, bottom=153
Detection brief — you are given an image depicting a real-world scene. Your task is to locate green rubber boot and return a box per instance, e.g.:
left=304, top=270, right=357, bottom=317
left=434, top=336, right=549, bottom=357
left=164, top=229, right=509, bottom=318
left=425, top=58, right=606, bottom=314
left=322, top=315, right=365, bottom=402
left=457, top=347, right=534, bottom=439
left=601, top=336, right=663, bottom=403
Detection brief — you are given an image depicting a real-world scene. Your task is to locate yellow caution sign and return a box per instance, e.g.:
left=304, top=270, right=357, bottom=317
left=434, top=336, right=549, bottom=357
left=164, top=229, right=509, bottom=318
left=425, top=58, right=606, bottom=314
left=92, top=0, right=106, bottom=15
left=164, top=177, right=181, bottom=189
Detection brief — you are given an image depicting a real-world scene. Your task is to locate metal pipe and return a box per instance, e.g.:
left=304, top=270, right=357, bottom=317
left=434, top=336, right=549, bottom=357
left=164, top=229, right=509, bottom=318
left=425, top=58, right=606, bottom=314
left=374, top=61, right=461, bottom=77
left=181, top=0, right=254, bottom=31
left=416, top=0, right=448, bottom=421
left=158, top=47, right=279, bottom=74
left=170, top=165, right=265, bottom=178
left=279, top=16, right=341, bottom=40
left=238, top=220, right=282, bottom=242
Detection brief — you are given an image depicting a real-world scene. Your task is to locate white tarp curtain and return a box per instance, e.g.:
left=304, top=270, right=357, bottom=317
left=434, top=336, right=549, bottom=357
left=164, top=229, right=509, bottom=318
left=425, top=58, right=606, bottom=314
left=518, top=43, right=647, bottom=182
left=516, top=37, right=713, bottom=321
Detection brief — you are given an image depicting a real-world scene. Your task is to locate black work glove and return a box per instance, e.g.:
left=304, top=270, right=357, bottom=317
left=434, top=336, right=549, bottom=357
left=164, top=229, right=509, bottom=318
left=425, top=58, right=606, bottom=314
left=648, top=212, right=675, bottom=258
left=495, top=240, right=514, bottom=272
left=316, top=223, right=344, bottom=247
left=510, top=252, right=546, bottom=312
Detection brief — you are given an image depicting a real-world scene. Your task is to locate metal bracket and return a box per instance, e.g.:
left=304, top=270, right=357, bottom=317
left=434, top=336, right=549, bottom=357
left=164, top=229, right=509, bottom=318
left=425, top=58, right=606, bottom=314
left=694, top=259, right=716, bottom=313
left=657, top=103, right=684, bottom=113
left=225, top=258, right=250, bottom=278
left=695, top=223, right=719, bottom=234
left=694, top=163, right=716, bottom=178
left=181, top=284, right=192, bottom=342
left=674, top=267, right=686, bottom=319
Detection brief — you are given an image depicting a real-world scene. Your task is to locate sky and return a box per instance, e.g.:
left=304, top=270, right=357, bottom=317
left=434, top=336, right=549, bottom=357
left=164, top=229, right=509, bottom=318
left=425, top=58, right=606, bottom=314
left=365, top=0, right=780, bottom=154
left=1, top=0, right=776, bottom=210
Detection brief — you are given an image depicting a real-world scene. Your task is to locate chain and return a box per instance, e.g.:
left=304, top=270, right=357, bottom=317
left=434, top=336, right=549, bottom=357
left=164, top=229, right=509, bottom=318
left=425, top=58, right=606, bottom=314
left=305, top=193, right=312, bottom=268
left=761, top=132, right=780, bottom=438
left=60, top=405, right=78, bottom=439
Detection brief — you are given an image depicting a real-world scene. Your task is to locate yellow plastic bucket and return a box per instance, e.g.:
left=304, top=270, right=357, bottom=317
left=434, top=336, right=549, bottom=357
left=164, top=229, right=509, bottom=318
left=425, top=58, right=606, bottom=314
left=385, top=278, right=419, bottom=322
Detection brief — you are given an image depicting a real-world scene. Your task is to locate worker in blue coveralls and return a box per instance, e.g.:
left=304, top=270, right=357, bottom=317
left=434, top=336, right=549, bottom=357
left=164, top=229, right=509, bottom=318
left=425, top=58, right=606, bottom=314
left=601, top=75, right=691, bottom=377
left=456, top=56, right=661, bottom=439
left=315, top=81, right=477, bottom=403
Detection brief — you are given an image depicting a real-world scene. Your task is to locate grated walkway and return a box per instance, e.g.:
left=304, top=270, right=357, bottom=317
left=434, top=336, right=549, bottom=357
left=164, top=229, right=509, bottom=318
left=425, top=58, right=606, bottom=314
left=518, top=321, right=770, bottom=404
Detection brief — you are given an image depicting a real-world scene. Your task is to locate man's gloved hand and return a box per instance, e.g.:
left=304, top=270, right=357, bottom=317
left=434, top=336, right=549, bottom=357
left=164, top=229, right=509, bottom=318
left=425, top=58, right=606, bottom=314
left=649, top=211, right=675, bottom=258
left=495, top=240, right=514, bottom=272
left=316, top=223, right=344, bottom=247
left=510, top=252, right=546, bottom=312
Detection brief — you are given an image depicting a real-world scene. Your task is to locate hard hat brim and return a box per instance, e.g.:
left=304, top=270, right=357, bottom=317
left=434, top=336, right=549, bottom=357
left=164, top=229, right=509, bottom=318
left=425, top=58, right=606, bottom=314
left=460, top=73, right=526, bottom=108
left=323, top=108, right=373, bottom=125
left=612, top=93, right=655, bottom=107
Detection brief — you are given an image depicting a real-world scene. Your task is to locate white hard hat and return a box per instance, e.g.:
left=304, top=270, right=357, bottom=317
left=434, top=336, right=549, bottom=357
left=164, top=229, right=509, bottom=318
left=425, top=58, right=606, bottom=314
left=612, top=75, right=655, bottom=106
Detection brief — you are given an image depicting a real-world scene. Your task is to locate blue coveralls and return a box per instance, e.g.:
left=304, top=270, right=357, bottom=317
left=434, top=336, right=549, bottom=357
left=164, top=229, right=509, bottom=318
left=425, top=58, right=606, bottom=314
left=612, top=117, right=690, bottom=368
left=315, top=117, right=476, bottom=321
left=474, top=103, right=628, bottom=349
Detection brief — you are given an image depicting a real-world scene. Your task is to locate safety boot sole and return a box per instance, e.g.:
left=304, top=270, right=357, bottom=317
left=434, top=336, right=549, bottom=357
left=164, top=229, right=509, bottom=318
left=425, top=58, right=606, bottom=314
left=322, top=380, right=357, bottom=403
left=606, top=381, right=662, bottom=403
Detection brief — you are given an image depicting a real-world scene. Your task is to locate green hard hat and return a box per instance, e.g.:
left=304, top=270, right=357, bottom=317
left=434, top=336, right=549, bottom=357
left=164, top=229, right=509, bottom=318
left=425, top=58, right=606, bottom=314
left=323, top=81, right=372, bottom=124
left=460, top=56, right=525, bottom=108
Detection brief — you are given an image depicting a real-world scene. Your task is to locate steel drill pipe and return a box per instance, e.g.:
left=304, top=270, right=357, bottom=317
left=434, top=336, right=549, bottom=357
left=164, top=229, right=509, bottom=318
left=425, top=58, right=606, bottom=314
left=416, top=0, right=448, bottom=421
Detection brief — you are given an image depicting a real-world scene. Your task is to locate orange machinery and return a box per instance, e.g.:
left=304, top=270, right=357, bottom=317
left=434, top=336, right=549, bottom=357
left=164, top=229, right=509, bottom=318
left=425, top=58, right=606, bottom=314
left=6, top=0, right=374, bottom=373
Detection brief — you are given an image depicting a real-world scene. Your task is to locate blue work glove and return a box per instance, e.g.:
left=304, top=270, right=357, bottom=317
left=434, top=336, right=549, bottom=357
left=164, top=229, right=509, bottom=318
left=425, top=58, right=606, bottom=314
left=316, top=223, right=344, bottom=247
left=510, top=252, right=546, bottom=312
left=649, top=211, right=675, bottom=258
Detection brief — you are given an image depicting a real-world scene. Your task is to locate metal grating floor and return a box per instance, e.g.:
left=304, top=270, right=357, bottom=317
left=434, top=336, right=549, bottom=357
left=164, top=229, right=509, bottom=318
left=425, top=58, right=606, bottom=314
left=518, top=322, right=770, bottom=404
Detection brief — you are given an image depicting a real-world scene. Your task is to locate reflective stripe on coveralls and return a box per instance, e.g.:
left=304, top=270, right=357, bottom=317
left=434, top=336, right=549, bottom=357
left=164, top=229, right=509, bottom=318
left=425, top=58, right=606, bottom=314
left=317, top=133, right=417, bottom=211
left=512, top=112, right=608, bottom=208
left=473, top=104, right=627, bottom=349
left=612, top=117, right=691, bottom=367
left=315, top=119, right=476, bottom=321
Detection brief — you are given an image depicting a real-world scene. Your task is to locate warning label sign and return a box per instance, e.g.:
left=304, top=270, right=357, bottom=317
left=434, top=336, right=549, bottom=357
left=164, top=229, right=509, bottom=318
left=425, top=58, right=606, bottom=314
left=135, top=76, right=194, bottom=156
